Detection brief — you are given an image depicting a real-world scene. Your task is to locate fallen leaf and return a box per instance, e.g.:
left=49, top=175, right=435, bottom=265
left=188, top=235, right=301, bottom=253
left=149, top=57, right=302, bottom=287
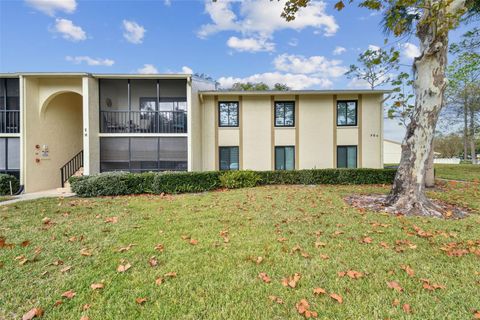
left=362, top=237, right=373, bottom=244
left=268, top=295, right=284, bottom=304
left=387, top=281, right=403, bottom=292
left=61, top=290, right=76, bottom=299
left=22, top=308, right=44, bottom=320
left=295, top=299, right=318, bottom=318
left=117, top=263, right=131, bottom=273
left=118, top=244, right=134, bottom=252
left=82, top=304, right=91, bottom=311
left=80, top=316, right=90, bottom=320
left=313, top=287, right=326, bottom=295
left=338, top=270, right=363, bottom=279
left=392, top=299, right=400, bottom=306
left=421, top=279, right=445, bottom=291
left=255, top=256, right=263, bottom=264
left=155, top=277, right=164, bottom=285
left=104, top=216, right=118, bottom=223
left=60, top=266, right=72, bottom=273
left=149, top=256, right=158, bottom=267
left=164, top=271, right=177, bottom=277
left=258, top=272, right=271, bottom=283
left=53, top=300, right=62, bottom=307
left=80, top=248, right=92, bottom=256
left=281, top=273, right=301, bottom=288
left=400, top=265, right=415, bottom=277
left=135, top=297, right=147, bottom=305
left=319, top=254, right=329, bottom=260
left=189, top=239, right=198, bottom=245
left=21, top=240, right=31, bottom=247
left=90, top=283, right=104, bottom=290
left=154, top=244, right=164, bottom=252
left=403, top=304, right=411, bottom=314
left=329, top=293, right=343, bottom=304
left=473, top=310, right=480, bottom=319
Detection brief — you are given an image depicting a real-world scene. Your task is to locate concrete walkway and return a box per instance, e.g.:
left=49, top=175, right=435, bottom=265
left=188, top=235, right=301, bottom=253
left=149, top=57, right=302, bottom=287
left=0, top=189, right=75, bottom=206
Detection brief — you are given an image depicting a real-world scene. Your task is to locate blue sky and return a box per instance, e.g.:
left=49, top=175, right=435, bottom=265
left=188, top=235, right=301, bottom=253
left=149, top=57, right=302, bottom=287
left=0, top=0, right=472, bottom=140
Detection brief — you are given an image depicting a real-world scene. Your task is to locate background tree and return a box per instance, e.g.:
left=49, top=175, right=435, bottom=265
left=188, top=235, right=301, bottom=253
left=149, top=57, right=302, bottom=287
left=229, top=82, right=290, bottom=91
left=345, top=47, right=400, bottom=89
left=434, top=133, right=464, bottom=157
left=388, top=71, right=415, bottom=127
left=283, top=0, right=479, bottom=217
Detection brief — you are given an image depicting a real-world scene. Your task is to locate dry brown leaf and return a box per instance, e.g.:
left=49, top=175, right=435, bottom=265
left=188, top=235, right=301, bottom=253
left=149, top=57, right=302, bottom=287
left=392, top=299, right=400, bottom=306
left=61, top=290, right=76, bottom=299
left=295, top=299, right=318, bottom=318
left=164, top=271, right=177, bottom=277
left=135, top=297, right=147, bottom=305
left=80, top=316, right=90, bottom=320
left=90, top=283, right=104, bottom=290
left=53, top=300, right=62, bottom=307
left=118, top=244, right=134, bottom=252
left=421, top=279, right=445, bottom=291
left=258, top=272, right=271, bottom=283
left=281, top=273, right=301, bottom=288
left=155, top=277, right=164, bottom=285
left=402, top=304, right=411, bottom=314
left=338, top=270, right=363, bottom=279
left=154, top=243, right=164, bottom=252
left=319, top=254, right=329, bottom=260
left=268, top=295, right=284, bottom=304
left=400, top=265, right=415, bottom=277
left=149, top=256, right=158, bottom=267
left=189, top=239, right=198, bottom=245
left=104, top=216, right=118, bottom=223
left=22, top=308, right=44, bottom=320
left=80, top=248, right=92, bottom=256
left=255, top=256, right=263, bottom=264
left=82, top=304, right=91, bottom=311
left=60, top=266, right=71, bottom=273
left=362, top=237, right=373, bottom=244
left=387, top=281, right=403, bottom=292
left=117, top=263, right=131, bottom=273
left=329, top=293, right=343, bottom=304
left=21, top=240, right=30, bottom=247
left=473, top=310, right=480, bottom=319
left=313, top=287, right=326, bottom=295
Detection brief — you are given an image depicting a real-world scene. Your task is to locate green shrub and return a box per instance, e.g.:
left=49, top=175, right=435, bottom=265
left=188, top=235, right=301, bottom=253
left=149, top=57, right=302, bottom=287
left=152, top=171, right=220, bottom=194
left=220, top=170, right=261, bottom=189
left=71, top=168, right=396, bottom=197
left=258, top=168, right=396, bottom=185
left=0, top=174, right=20, bottom=195
left=70, top=172, right=156, bottom=197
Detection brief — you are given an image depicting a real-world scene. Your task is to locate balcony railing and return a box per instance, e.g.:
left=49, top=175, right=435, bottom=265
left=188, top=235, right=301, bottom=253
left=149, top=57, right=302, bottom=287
left=0, top=110, right=20, bottom=133
left=100, top=110, right=187, bottom=134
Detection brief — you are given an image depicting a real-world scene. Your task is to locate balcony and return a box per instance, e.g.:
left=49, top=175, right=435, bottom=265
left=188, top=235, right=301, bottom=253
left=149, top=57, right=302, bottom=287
left=100, top=110, right=187, bottom=133
left=0, top=110, right=20, bottom=133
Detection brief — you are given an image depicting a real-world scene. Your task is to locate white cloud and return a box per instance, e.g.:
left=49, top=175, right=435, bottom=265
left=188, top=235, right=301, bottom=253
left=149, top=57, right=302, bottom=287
left=273, top=54, right=347, bottom=78
left=227, top=36, right=274, bottom=52
left=332, top=46, right=346, bottom=55
left=164, top=0, right=171, bottom=6
left=66, top=56, right=114, bottom=66
left=368, top=44, right=381, bottom=51
left=181, top=66, right=193, bottom=74
left=347, top=78, right=370, bottom=89
left=122, top=20, right=146, bottom=44
left=26, top=0, right=76, bottom=16
left=288, top=38, right=299, bottom=47
left=54, top=18, right=86, bottom=41
left=218, top=72, right=332, bottom=90
left=137, top=64, right=158, bottom=74
left=198, top=0, right=338, bottom=51
left=402, top=42, right=420, bottom=59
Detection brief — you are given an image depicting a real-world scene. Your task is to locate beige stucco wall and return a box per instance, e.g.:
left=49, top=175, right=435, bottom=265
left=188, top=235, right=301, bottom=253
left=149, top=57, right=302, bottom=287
left=242, top=96, right=271, bottom=170
left=298, top=95, right=334, bottom=169
left=201, top=96, right=216, bottom=171
left=199, top=93, right=384, bottom=171
left=83, top=77, right=100, bottom=175
left=24, top=77, right=83, bottom=192
left=361, top=94, right=383, bottom=168
left=384, top=140, right=402, bottom=164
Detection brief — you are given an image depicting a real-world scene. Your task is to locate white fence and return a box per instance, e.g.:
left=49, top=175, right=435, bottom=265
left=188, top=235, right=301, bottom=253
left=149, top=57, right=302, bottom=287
left=434, top=158, right=461, bottom=164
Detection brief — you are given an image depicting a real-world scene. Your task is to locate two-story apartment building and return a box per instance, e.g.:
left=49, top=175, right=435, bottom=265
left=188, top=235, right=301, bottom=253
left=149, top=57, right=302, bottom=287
left=0, top=73, right=387, bottom=193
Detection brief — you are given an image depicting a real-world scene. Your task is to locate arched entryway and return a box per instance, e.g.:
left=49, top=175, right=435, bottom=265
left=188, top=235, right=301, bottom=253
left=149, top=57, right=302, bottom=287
left=25, top=91, right=83, bottom=192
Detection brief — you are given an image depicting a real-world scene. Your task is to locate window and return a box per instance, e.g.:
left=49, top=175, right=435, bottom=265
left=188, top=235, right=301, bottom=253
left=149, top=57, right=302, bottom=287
left=0, top=137, right=20, bottom=178
left=337, top=146, right=357, bottom=168
left=218, top=102, right=239, bottom=127
left=275, top=101, right=295, bottom=127
left=219, top=147, right=239, bottom=171
left=100, top=137, right=187, bottom=172
left=337, top=101, right=357, bottom=126
left=1, top=78, right=20, bottom=133
left=275, top=146, right=295, bottom=170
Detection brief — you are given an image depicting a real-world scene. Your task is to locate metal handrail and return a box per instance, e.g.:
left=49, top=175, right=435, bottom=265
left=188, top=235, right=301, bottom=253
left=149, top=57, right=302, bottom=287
left=100, top=110, right=187, bottom=133
left=0, top=110, right=20, bottom=133
left=60, top=150, right=83, bottom=187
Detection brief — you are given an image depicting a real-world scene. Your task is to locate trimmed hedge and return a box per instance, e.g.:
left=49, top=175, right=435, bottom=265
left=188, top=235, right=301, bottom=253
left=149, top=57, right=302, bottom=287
left=220, top=170, right=261, bottom=189
left=71, top=168, right=397, bottom=197
left=0, top=174, right=20, bottom=196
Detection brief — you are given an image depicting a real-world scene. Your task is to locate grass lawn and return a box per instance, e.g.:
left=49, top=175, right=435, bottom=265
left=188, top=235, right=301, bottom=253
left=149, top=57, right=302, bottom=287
left=0, top=196, right=13, bottom=202
left=1, top=183, right=479, bottom=319
left=435, top=164, right=480, bottom=182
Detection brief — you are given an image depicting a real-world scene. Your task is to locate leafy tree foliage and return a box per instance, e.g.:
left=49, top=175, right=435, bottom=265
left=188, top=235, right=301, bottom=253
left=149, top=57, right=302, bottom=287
left=229, top=82, right=290, bottom=91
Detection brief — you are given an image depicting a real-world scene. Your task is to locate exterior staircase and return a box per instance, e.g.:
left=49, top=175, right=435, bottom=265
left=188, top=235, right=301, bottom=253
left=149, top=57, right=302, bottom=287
left=58, top=150, right=83, bottom=194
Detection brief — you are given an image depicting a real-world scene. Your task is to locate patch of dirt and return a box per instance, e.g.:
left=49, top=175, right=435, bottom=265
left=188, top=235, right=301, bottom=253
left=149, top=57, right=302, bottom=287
left=344, top=194, right=469, bottom=219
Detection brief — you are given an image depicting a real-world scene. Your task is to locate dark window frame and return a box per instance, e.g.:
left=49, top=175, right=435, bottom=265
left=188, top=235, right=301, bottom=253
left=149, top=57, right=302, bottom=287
left=218, top=101, right=239, bottom=127
left=219, top=146, right=239, bottom=171
left=274, top=101, right=295, bottom=127
left=336, top=100, right=358, bottom=127
left=0, top=137, right=20, bottom=178
left=336, top=145, right=358, bottom=168
left=275, top=146, right=295, bottom=170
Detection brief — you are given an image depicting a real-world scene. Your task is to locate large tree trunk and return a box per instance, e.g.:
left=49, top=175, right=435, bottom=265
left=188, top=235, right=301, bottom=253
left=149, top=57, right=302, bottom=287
left=470, top=107, right=477, bottom=164
left=463, top=102, right=469, bottom=160
left=385, top=1, right=465, bottom=217
left=425, top=141, right=435, bottom=187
